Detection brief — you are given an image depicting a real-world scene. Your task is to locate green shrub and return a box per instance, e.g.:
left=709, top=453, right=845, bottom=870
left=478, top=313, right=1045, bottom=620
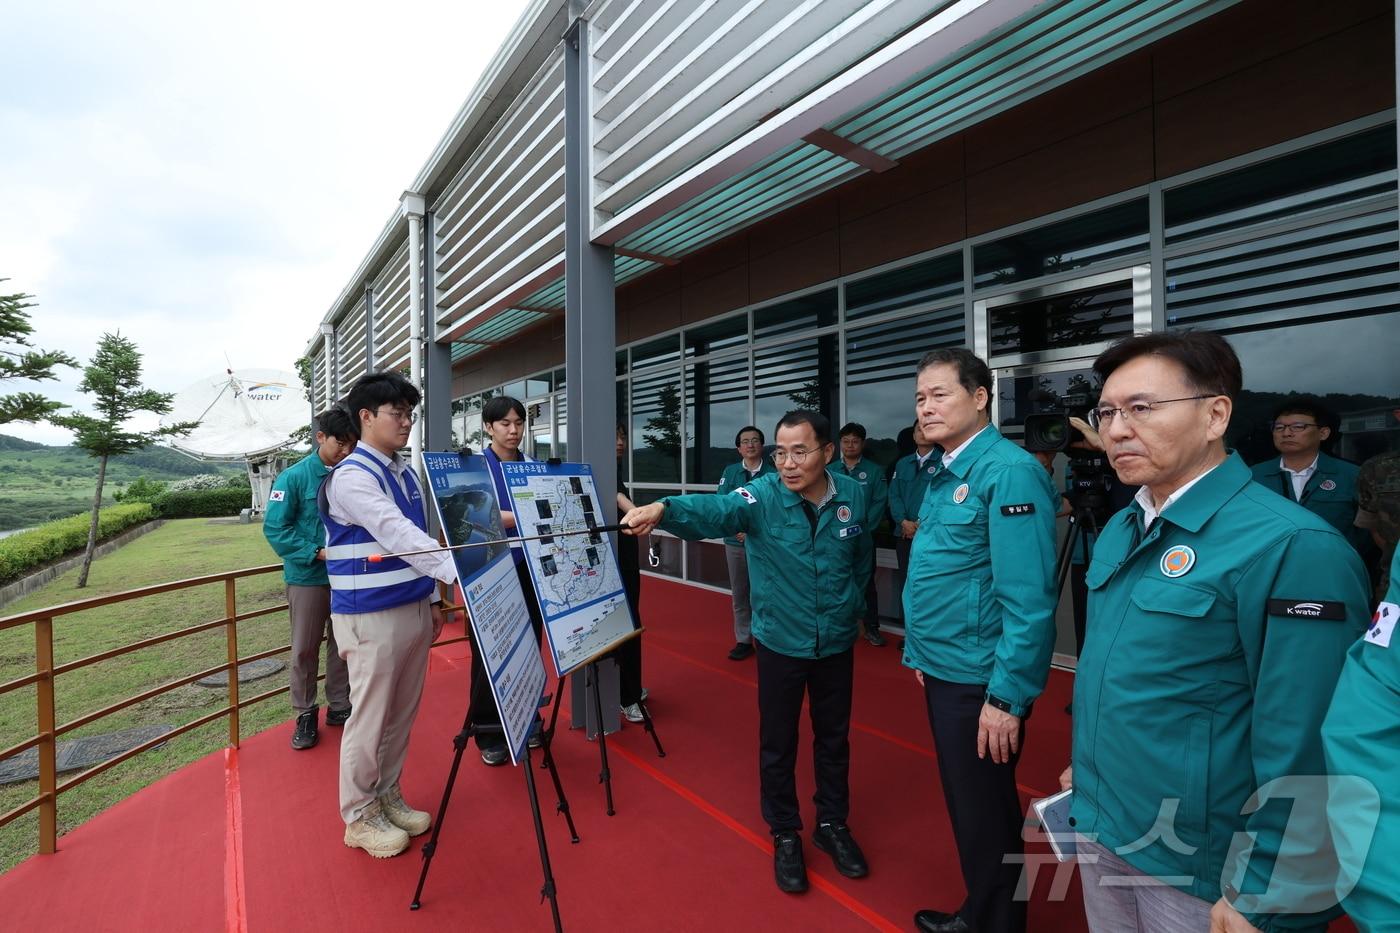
left=0, top=503, right=156, bottom=584
left=114, top=476, right=168, bottom=503
left=152, top=487, right=249, bottom=519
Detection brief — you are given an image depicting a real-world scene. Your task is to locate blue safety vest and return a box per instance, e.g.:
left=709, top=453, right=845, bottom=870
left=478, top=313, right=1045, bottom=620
left=317, top=450, right=436, bottom=614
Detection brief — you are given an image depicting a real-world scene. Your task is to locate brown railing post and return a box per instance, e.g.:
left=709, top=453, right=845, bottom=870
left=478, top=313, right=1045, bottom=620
left=35, top=616, right=57, bottom=854
left=225, top=578, right=240, bottom=748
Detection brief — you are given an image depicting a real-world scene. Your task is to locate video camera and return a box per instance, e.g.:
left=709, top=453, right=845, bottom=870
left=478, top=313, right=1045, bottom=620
left=1022, top=388, right=1116, bottom=529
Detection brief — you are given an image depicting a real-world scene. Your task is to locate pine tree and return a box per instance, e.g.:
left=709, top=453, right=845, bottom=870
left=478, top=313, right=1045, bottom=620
left=0, top=281, right=77, bottom=424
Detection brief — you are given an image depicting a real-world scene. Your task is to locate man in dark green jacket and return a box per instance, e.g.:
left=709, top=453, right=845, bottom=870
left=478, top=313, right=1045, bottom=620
left=1250, top=396, right=1367, bottom=553
left=623, top=410, right=872, bottom=895
left=902, top=349, right=1058, bottom=933
left=888, top=420, right=937, bottom=625
left=716, top=425, right=776, bottom=661
left=837, top=421, right=890, bottom=646
left=1065, top=333, right=1370, bottom=933
left=263, top=408, right=356, bottom=750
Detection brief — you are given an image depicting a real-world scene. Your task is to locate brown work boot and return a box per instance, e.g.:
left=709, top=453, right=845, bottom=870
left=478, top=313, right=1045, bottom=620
left=343, top=800, right=410, bottom=858
left=378, top=783, right=431, bottom=837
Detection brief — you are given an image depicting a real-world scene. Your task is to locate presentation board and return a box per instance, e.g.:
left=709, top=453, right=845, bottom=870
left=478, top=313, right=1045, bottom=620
left=421, top=451, right=546, bottom=765
left=500, top=460, right=636, bottom=676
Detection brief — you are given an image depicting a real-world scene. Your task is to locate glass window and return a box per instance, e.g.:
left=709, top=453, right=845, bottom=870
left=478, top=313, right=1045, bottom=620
left=525, top=372, right=552, bottom=397
left=846, top=252, right=962, bottom=321
left=458, top=393, right=486, bottom=452
left=845, top=306, right=964, bottom=468
left=1165, top=126, right=1398, bottom=244
left=685, top=540, right=731, bottom=588
left=973, top=199, right=1148, bottom=288
left=502, top=380, right=527, bottom=401
left=632, top=335, right=681, bottom=370
left=631, top=489, right=683, bottom=580
left=754, top=335, right=838, bottom=439
left=685, top=354, right=750, bottom=484
left=753, top=289, right=837, bottom=341
left=631, top=369, right=682, bottom=483
left=554, top=392, right=567, bottom=461
left=527, top=398, right=553, bottom=461
left=1207, top=313, right=1400, bottom=465
left=994, top=366, right=1102, bottom=433
left=988, top=278, right=1135, bottom=358
left=616, top=350, right=628, bottom=376
left=553, top=368, right=566, bottom=392
left=684, top=313, right=749, bottom=356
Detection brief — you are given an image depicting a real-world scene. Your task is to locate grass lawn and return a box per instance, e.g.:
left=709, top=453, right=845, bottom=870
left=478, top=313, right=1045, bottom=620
left=0, top=519, right=303, bottom=873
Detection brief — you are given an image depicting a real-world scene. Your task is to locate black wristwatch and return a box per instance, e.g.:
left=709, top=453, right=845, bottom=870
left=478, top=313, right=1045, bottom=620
left=985, top=694, right=1015, bottom=714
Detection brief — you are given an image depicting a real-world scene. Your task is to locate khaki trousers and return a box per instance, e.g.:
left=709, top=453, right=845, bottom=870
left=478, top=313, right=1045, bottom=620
left=286, top=584, right=349, bottom=715
left=332, top=599, right=433, bottom=824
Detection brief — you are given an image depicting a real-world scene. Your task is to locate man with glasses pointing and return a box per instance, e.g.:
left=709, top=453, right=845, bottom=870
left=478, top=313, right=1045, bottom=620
left=622, top=410, right=874, bottom=895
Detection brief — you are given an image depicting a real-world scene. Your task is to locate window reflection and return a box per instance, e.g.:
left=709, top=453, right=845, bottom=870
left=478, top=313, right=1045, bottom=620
left=631, top=368, right=682, bottom=482
left=686, top=354, right=750, bottom=484
left=988, top=279, right=1134, bottom=358
left=754, top=335, right=837, bottom=438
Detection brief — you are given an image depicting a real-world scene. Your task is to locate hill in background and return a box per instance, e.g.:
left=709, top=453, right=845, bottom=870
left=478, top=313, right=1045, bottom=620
left=0, top=434, right=241, bottom=531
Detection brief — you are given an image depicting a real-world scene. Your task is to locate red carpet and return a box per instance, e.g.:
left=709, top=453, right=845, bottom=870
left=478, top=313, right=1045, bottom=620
left=0, top=577, right=1358, bottom=931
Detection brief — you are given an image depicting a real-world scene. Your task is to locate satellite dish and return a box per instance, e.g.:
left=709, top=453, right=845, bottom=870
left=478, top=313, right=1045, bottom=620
left=160, top=368, right=310, bottom=514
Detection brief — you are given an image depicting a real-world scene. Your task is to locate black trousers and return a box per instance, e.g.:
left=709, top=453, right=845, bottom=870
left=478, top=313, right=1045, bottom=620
left=862, top=550, right=880, bottom=634
left=923, top=676, right=1027, bottom=933
left=755, top=640, right=854, bottom=834
left=468, top=559, right=545, bottom=749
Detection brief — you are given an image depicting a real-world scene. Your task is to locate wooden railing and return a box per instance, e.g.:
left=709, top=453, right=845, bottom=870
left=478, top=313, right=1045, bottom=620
left=0, top=564, right=466, bottom=855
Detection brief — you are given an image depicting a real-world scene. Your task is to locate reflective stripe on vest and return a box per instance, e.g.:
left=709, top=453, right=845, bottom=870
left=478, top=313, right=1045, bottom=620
left=317, top=450, right=436, bottom=614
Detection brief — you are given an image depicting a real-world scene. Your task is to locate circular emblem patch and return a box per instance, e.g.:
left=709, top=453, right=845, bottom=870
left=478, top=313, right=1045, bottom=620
left=836, top=505, right=851, bottom=522
left=926, top=465, right=936, bottom=474
left=858, top=471, right=867, bottom=480
left=1160, top=545, right=1196, bottom=578
left=1320, top=479, right=1337, bottom=491
left=953, top=483, right=969, bottom=504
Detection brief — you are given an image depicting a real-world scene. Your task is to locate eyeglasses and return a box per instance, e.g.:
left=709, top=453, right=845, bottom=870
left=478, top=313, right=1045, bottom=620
left=372, top=407, right=417, bottom=424
left=1087, top=395, right=1214, bottom=430
left=1270, top=421, right=1319, bottom=435
left=771, top=447, right=818, bottom=466
left=738, top=437, right=763, bottom=446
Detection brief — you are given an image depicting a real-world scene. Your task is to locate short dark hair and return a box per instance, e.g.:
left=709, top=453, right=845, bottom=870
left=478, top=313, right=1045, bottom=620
left=344, top=371, right=421, bottom=430
left=482, top=395, right=526, bottom=424
left=1270, top=394, right=1338, bottom=432
left=838, top=422, right=866, bottom=440
left=775, top=410, right=831, bottom=446
left=313, top=407, right=356, bottom=443
left=734, top=425, right=764, bottom=446
left=1093, top=331, right=1242, bottom=401
left=917, top=347, right=992, bottom=396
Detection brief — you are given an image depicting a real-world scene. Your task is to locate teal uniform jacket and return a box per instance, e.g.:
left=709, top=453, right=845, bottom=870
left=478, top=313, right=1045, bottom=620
left=901, top=425, right=1058, bottom=716
left=1322, top=548, right=1400, bottom=931
left=888, top=451, right=938, bottom=528
left=1071, top=453, right=1371, bottom=928
left=836, top=456, right=888, bottom=533
left=657, top=470, right=873, bottom=659
left=262, top=452, right=331, bottom=587
left=716, top=458, right=777, bottom=546
left=1251, top=451, right=1366, bottom=550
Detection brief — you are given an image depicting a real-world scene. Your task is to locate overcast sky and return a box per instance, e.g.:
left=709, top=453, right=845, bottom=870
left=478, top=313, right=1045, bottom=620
left=1, top=0, right=531, bottom=446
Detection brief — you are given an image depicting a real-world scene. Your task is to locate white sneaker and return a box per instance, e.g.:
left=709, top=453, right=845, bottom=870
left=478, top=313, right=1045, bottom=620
left=344, top=800, right=410, bottom=858
left=621, top=703, right=644, bottom=723
left=378, top=783, right=432, bottom=837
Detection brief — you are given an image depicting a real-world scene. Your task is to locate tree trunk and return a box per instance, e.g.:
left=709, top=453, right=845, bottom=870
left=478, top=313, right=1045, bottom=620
left=75, top=454, right=108, bottom=589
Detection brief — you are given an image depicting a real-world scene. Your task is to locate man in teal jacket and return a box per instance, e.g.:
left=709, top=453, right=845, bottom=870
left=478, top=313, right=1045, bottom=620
left=837, top=421, right=890, bottom=646
left=902, top=349, right=1058, bottom=933
left=1323, top=546, right=1400, bottom=931
left=623, top=410, right=873, bottom=895
left=1064, top=333, right=1370, bottom=932
left=263, top=407, right=356, bottom=750
left=888, top=420, right=937, bottom=626
left=716, top=425, right=776, bottom=661
left=1250, top=396, right=1367, bottom=553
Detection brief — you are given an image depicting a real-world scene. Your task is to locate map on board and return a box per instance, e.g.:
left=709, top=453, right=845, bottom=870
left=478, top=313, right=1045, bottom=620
left=500, top=460, right=635, bottom=676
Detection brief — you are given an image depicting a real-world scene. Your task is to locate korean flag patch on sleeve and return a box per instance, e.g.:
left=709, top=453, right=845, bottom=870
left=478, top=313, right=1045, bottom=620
left=735, top=486, right=757, bottom=504
left=1365, top=601, right=1397, bottom=648
left=268, top=490, right=286, bottom=502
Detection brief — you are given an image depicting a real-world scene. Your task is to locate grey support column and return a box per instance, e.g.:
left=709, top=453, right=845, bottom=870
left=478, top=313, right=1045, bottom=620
left=423, top=208, right=454, bottom=536
left=565, top=12, right=621, bottom=738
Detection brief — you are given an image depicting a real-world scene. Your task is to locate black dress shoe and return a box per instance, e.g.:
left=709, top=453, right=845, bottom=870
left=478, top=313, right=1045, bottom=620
left=325, top=704, right=352, bottom=727
left=913, top=909, right=973, bottom=933
left=728, top=642, right=755, bottom=661
left=772, top=831, right=808, bottom=893
left=863, top=628, right=887, bottom=647
left=291, top=710, right=318, bottom=750
left=813, top=822, right=868, bottom=878
left=479, top=744, right=509, bottom=767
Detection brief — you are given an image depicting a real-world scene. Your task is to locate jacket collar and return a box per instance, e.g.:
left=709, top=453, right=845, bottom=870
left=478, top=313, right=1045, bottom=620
left=1129, top=451, right=1251, bottom=533
left=776, top=471, right=846, bottom=509
left=939, top=424, right=999, bottom=480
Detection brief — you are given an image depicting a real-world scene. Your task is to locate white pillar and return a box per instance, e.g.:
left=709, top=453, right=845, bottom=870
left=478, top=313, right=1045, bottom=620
left=319, top=322, right=335, bottom=407
left=401, top=191, right=428, bottom=467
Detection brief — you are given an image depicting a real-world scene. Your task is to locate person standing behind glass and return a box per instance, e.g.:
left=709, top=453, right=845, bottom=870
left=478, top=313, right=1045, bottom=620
left=887, top=420, right=937, bottom=633
left=469, top=395, right=546, bottom=767
left=718, top=425, right=776, bottom=661
left=837, top=422, right=890, bottom=647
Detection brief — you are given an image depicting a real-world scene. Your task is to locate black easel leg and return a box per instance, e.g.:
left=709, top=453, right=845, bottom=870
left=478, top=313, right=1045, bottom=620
left=410, top=713, right=487, bottom=910
left=540, top=675, right=567, bottom=771
left=586, top=662, right=615, bottom=816
left=522, top=745, right=563, bottom=933
left=534, top=695, right=579, bottom=843
left=636, top=700, right=665, bottom=758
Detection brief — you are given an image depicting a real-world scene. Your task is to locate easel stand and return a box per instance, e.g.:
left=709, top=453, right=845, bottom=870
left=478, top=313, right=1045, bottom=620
left=410, top=714, right=571, bottom=932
